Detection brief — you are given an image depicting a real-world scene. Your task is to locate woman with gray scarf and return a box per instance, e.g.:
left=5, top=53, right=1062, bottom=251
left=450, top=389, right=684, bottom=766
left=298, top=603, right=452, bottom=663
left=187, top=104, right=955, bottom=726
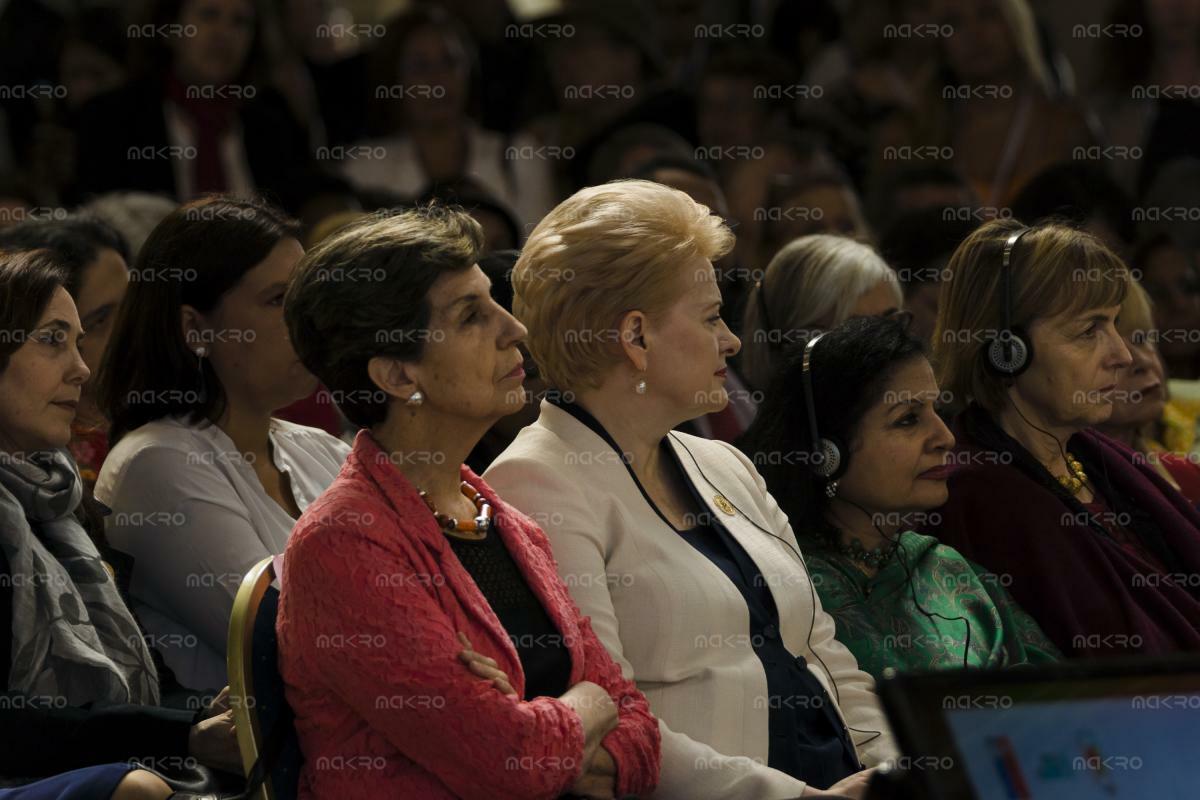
left=0, top=249, right=236, bottom=798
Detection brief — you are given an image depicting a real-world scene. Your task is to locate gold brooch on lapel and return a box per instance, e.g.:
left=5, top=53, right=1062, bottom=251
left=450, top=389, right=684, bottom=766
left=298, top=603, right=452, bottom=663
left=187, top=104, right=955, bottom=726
left=713, top=495, right=736, bottom=516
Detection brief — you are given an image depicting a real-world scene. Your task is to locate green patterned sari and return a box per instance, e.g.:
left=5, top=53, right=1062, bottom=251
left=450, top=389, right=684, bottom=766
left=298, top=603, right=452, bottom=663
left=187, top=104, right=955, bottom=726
left=805, top=531, right=1060, bottom=677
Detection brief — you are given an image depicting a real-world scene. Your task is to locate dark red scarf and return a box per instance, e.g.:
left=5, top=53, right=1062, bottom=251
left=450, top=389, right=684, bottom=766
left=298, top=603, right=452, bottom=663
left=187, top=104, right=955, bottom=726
left=165, top=72, right=238, bottom=194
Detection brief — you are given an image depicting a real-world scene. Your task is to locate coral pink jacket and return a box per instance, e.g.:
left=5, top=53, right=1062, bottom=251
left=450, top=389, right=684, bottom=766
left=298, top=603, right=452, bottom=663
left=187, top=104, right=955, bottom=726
left=277, top=430, right=660, bottom=799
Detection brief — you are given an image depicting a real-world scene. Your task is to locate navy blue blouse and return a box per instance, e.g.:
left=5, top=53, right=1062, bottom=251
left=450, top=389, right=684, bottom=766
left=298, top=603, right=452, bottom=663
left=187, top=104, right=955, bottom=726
left=552, top=399, right=862, bottom=788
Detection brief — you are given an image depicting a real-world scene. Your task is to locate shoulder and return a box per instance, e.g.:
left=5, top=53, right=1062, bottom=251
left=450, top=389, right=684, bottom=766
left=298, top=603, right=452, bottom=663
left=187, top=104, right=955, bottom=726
left=269, top=419, right=351, bottom=462
left=288, top=465, right=394, bottom=559
left=487, top=406, right=600, bottom=480
left=98, top=419, right=212, bottom=481
left=668, top=430, right=765, bottom=490
left=96, top=419, right=248, bottom=507
left=486, top=421, right=594, bottom=507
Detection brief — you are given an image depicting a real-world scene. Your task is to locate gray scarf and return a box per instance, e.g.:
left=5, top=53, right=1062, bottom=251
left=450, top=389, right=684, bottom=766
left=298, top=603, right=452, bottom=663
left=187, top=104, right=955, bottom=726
left=0, top=449, right=159, bottom=706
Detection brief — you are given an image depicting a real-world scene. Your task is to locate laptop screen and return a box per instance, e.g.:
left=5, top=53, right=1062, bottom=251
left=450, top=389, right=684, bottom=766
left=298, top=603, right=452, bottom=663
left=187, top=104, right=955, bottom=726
left=945, top=694, right=1198, bottom=798
left=878, top=657, right=1200, bottom=799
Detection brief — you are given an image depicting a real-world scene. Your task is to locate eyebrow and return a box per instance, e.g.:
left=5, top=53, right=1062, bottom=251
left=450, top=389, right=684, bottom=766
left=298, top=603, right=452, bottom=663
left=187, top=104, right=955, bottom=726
left=1074, top=312, right=1113, bottom=326
left=886, top=394, right=934, bottom=411
left=37, top=319, right=85, bottom=337
left=448, top=279, right=496, bottom=311
left=80, top=303, right=115, bottom=325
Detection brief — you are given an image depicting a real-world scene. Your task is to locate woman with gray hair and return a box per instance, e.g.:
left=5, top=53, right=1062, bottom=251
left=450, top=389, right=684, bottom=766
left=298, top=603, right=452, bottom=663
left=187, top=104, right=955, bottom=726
left=741, top=234, right=902, bottom=391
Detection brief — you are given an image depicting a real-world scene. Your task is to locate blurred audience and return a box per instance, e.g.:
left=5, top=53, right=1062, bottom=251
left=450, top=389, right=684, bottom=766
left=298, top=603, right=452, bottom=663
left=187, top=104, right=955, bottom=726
left=879, top=207, right=977, bottom=347
left=873, top=0, right=1095, bottom=208
left=72, top=0, right=313, bottom=210
left=1096, top=279, right=1200, bottom=504
left=350, top=4, right=553, bottom=228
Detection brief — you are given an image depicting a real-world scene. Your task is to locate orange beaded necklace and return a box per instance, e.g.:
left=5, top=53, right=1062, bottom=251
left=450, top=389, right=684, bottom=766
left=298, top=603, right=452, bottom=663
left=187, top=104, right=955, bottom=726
left=419, top=481, right=493, bottom=541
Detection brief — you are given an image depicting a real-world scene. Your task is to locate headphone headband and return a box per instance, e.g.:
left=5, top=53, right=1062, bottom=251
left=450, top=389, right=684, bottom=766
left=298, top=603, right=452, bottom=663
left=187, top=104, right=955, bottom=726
left=802, top=332, right=842, bottom=478
left=1000, top=228, right=1029, bottom=333
left=986, top=227, right=1033, bottom=376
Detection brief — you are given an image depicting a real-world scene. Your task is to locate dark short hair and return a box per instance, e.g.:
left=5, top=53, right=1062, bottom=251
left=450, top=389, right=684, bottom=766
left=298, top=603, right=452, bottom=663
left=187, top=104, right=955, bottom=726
left=0, top=215, right=130, bottom=296
left=414, top=182, right=522, bottom=250
left=630, top=155, right=719, bottom=185
left=477, top=249, right=519, bottom=315
left=97, top=196, right=300, bottom=444
left=0, top=249, right=70, bottom=374
left=1010, top=162, right=1136, bottom=248
left=879, top=207, right=976, bottom=292
left=285, top=205, right=484, bottom=428
left=739, top=315, right=926, bottom=542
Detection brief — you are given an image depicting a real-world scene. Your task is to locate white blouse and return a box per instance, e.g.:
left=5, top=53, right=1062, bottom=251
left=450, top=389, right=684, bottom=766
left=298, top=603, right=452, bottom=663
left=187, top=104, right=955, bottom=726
left=339, top=125, right=555, bottom=232
left=95, top=416, right=350, bottom=690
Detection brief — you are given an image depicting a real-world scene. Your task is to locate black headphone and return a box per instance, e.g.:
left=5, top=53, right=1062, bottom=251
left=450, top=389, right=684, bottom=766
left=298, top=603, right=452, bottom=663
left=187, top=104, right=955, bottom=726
left=801, top=332, right=847, bottom=481
left=984, top=228, right=1034, bottom=376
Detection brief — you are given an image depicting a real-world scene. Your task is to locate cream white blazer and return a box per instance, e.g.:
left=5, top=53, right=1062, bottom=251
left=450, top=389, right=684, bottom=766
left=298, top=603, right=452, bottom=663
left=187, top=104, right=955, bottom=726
left=485, top=401, right=896, bottom=799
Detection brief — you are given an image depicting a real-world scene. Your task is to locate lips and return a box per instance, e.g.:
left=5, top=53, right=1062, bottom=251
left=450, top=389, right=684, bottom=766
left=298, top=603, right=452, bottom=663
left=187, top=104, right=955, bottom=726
left=917, top=464, right=955, bottom=481
left=503, top=363, right=525, bottom=380
left=715, top=368, right=727, bottom=377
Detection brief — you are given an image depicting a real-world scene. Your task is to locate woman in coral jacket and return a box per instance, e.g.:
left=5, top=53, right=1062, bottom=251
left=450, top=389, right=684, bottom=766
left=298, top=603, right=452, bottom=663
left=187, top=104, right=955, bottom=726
left=276, top=205, right=660, bottom=800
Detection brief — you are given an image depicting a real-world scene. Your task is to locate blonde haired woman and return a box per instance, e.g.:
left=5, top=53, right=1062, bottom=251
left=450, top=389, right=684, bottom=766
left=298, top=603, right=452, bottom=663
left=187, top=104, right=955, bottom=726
left=926, top=218, right=1200, bottom=658
left=1095, top=279, right=1200, bottom=503
left=487, top=180, right=895, bottom=800
left=741, top=234, right=901, bottom=391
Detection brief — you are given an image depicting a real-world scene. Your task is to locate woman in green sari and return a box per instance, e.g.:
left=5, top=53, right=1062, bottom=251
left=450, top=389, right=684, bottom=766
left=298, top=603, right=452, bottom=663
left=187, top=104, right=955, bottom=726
left=740, top=314, right=1058, bottom=676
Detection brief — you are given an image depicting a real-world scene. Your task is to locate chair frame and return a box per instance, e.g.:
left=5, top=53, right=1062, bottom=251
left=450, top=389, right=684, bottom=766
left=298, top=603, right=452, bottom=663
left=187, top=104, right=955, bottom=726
left=227, top=555, right=278, bottom=800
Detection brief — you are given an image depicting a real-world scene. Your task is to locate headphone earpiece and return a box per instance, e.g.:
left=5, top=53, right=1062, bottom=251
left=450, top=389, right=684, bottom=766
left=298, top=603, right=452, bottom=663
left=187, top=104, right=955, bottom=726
left=802, top=333, right=848, bottom=482
left=985, top=324, right=1033, bottom=376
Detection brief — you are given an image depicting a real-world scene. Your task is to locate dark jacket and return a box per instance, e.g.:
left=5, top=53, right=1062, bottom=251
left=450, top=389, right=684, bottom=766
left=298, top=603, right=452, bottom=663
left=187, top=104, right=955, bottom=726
left=0, top=546, right=200, bottom=777
left=922, top=404, right=1200, bottom=658
left=70, top=78, right=314, bottom=212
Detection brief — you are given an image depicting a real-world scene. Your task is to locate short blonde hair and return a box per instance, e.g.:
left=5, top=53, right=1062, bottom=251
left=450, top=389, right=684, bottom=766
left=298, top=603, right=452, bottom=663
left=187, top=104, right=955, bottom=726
left=741, top=235, right=901, bottom=389
left=513, top=180, right=734, bottom=392
left=934, top=219, right=1129, bottom=413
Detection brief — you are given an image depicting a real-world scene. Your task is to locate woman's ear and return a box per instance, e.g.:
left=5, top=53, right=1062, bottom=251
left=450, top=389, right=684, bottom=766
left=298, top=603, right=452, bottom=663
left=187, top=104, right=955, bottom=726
left=180, top=304, right=206, bottom=354
left=617, top=310, right=649, bottom=372
left=367, top=355, right=419, bottom=403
